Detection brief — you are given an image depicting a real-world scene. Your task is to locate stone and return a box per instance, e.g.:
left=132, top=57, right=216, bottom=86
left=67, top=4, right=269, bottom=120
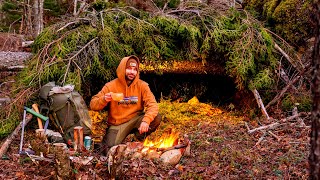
left=160, top=149, right=182, bottom=165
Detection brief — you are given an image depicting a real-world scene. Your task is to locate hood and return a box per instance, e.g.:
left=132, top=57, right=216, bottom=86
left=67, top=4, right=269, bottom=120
left=116, top=55, right=140, bottom=86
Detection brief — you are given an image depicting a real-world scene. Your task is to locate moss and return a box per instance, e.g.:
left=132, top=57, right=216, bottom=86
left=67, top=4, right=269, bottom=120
left=245, top=0, right=313, bottom=45
left=281, top=93, right=312, bottom=112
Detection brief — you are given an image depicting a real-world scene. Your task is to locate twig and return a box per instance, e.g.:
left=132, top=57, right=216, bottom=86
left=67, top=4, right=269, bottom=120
left=268, top=131, right=280, bottom=141
left=57, top=21, right=78, bottom=32
left=247, top=112, right=309, bottom=134
left=274, top=43, right=304, bottom=72
left=252, top=89, right=270, bottom=120
left=266, top=74, right=301, bottom=109
left=104, top=8, right=157, bottom=29
left=167, top=9, right=201, bottom=16
left=100, top=11, right=104, bottom=30
left=62, top=37, right=97, bottom=85
left=57, top=18, right=90, bottom=32
left=28, top=154, right=53, bottom=162
left=255, top=131, right=267, bottom=146
left=244, top=122, right=250, bottom=132
left=265, top=63, right=311, bottom=109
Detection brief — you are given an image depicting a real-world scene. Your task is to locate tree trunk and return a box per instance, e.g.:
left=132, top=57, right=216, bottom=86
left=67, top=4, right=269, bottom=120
left=22, top=0, right=44, bottom=37
left=309, top=1, right=320, bottom=179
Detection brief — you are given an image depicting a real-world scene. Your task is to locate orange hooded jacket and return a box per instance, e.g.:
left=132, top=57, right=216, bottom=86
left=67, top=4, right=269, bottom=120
left=89, top=55, right=159, bottom=125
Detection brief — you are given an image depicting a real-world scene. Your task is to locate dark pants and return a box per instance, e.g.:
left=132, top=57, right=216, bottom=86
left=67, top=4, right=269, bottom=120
left=103, top=113, right=161, bottom=147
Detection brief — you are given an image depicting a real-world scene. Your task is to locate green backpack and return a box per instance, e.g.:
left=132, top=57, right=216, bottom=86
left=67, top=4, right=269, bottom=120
left=39, top=82, right=92, bottom=142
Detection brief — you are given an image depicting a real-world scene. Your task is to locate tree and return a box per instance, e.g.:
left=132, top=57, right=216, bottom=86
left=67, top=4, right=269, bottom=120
left=21, top=0, right=44, bottom=37
left=309, top=0, right=320, bottom=178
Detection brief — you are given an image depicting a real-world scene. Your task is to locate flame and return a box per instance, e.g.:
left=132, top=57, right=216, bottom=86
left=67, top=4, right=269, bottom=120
left=143, top=130, right=179, bottom=149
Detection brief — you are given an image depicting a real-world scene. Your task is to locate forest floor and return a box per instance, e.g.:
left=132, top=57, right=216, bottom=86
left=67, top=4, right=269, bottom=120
left=0, top=32, right=310, bottom=179
left=0, top=99, right=310, bottom=179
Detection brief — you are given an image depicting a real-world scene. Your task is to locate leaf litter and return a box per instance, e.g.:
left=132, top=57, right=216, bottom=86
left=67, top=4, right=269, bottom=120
left=0, top=98, right=310, bottom=179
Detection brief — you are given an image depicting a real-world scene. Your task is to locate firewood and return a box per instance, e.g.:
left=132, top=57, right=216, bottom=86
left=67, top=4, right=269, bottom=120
left=53, top=143, right=71, bottom=179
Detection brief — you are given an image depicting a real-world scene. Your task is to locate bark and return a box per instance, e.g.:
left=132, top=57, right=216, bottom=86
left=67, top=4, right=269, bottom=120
left=53, top=143, right=71, bottom=179
left=310, top=1, right=320, bottom=179
left=22, top=0, right=43, bottom=37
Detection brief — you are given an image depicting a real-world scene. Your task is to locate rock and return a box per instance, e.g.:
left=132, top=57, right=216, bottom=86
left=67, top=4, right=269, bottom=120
left=160, top=149, right=182, bottom=165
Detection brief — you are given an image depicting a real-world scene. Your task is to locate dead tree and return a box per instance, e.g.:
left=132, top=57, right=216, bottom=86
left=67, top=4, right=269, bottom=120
left=309, top=1, right=320, bottom=178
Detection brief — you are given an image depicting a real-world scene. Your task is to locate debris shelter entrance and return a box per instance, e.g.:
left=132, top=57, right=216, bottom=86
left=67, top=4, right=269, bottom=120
left=140, top=73, right=236, bottom=105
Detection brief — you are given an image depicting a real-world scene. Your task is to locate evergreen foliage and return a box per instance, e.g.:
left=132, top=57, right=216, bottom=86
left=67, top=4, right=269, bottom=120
left=244, top=0, right=313, bottom=45
left=0, top=1, right=297, bottom=136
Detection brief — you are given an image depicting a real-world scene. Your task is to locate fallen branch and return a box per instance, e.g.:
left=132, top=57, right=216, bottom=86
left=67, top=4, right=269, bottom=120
left=62, top=37, right=98, bottom=85
left=266, top=60, right=311, bottom=109
left=0, top=114, right=33, bottom=158
left=268, top=131, right=280, bottom=141
left=265, top=74, right=301, bottom=109
left=255, top=131, right=267, bottom=146
left=274, top=43, right=304, bottom=73
left=252, top=89, right=270, bottom=120
left=247, top=112, right=309, bottom=134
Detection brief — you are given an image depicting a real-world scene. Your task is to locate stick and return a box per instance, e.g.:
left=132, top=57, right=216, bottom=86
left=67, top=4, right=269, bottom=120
left=244, top=122, right=250, bottom=131
left=0, top=114, right=33, bottom=158
left=265, top=74, right=301, bottom=109
left=266, top=62, right=311, bottom=109
left=268, top=131, right=280, bottom=141
left=255, top=131, right=267, bottom=146
left=274, top=43, right=304, bottom=73
left=62, top=37, right=97, bottom=85
left=252, top=89, right=270, bottom=120
left=247, top=112, right=307, bottom=134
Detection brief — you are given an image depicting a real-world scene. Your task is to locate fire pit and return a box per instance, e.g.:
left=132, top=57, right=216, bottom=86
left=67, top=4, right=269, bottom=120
left=107, top=129, right=191, bottom=167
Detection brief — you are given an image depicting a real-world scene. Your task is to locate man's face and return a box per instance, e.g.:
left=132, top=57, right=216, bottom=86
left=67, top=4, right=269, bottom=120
left=125, top=64, right=138, bottom=81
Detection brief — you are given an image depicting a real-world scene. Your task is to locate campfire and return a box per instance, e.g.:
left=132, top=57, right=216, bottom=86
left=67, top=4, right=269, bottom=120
left=107, top=129, right=191, bottom=168
left=143, top=129, right=180, bottom=149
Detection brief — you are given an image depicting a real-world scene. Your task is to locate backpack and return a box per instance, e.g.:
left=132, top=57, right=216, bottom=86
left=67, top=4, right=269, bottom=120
left=39, top=82, right=92, bottom=142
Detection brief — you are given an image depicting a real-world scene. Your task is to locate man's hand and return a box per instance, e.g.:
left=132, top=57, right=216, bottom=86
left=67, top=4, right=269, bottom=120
left=138, top=121, right=149, bottom=134
left=104, top=93, right=112, bottom=102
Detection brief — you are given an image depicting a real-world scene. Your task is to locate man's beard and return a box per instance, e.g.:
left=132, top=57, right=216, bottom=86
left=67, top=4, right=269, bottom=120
left=126, top=74, right=136, bottom=81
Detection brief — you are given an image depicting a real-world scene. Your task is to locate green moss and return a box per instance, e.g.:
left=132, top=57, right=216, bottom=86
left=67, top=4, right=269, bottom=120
left=245, top=0, right=313, bottom=45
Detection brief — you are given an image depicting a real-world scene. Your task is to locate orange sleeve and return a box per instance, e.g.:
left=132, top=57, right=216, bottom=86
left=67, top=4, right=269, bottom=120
left=89, top=84, right=110, bottom=111
left=141, top=84, right=159, bottom=125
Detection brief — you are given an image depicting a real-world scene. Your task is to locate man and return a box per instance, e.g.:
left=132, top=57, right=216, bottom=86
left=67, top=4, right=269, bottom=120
left=90, top=55, right=161, bottom=148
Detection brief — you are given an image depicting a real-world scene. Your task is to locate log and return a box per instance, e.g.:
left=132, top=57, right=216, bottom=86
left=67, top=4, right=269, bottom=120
left=73, top=126, right=84, bottom=152
left=53, top=143, right=71, bottom=179
left=0, top=114, right=33, bottom=158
